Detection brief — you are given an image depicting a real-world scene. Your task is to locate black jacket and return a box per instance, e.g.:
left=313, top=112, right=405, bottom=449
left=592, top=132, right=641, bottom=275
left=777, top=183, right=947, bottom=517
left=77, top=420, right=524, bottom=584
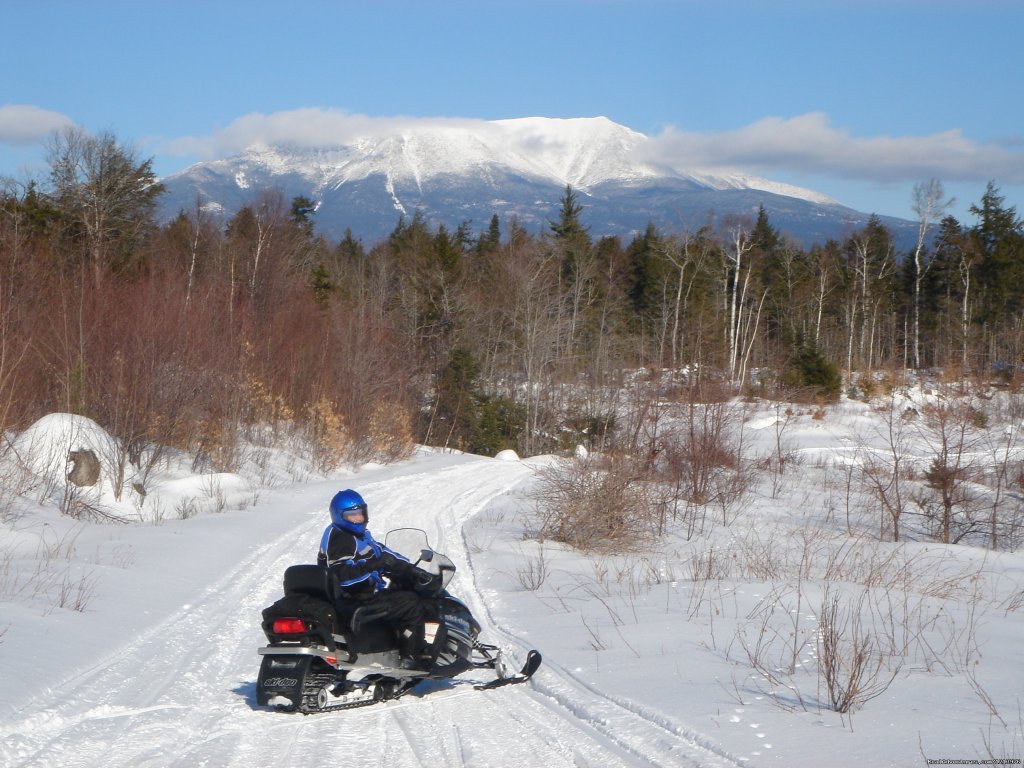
left=317, top=524, right=407, bottom=602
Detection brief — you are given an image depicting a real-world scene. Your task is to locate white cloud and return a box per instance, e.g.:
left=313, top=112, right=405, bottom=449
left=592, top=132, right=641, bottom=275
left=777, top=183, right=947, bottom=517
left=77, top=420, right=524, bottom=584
left=164, top=108, right=490, bottom=158
left=641, top=113, right=1024, bottom=184
left=0, top=105, right=76, bottom=144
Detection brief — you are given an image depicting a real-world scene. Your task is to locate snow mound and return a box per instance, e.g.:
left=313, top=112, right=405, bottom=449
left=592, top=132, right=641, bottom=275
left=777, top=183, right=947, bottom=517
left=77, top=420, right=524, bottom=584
left=6, top=412, right=254, bottom=524
left=11, top=413, right=112, bottom=484
left=495, top=449, right=520, bottom=461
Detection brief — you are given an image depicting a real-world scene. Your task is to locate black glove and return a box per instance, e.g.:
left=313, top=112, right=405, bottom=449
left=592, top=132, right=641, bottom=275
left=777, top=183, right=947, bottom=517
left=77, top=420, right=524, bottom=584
left=376, top=551, right=412, bottom=575
left=413, top=569, right=442, bottom=592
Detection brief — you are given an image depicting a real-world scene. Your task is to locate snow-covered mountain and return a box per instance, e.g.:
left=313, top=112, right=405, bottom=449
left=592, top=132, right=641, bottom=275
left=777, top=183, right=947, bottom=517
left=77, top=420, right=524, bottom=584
left=159, top=116, right=916, bottom=247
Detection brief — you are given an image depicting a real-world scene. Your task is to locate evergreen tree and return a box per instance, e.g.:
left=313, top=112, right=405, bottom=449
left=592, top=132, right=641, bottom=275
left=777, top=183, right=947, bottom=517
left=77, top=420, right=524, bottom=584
left=487, top=213, right=501, bottom=247
left=548, top=185, right=588, bottom=242
left=433, top=223, right=462, bottom=277
left=5, top=180, right=59, bottom=240
left=749, top=205, right=792, bottom=347
left=432, top=345, right=480, bottom=448
left=750, top=204, right=780, bottom=254
left=310, top=262, right=334, bottom=307
left=388, top=210, right=432, bottom=253
left=969, top=182, right=1024, bottom=325
left=547, top=185, right=596, bottom=364
left=626, top=223, right=667, bottom=319
left=290, top=195, right=316, bottom=236
left=454, top=220, right=474, bottom=255
left=336, top=228, right=366, bottom=263
left=783, top=335, right=842, bottom=401
left=477, top=213, right=501, bottom=255
left=928, top=215, right=968, bottom=302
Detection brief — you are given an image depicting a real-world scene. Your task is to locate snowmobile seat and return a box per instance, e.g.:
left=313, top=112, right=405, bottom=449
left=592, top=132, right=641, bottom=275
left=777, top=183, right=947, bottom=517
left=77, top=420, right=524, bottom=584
left=315, top=602, right=392, bottom=654
left=281, top=565, right=400, bottom=653
left=282, top=564, right=330, bottom=599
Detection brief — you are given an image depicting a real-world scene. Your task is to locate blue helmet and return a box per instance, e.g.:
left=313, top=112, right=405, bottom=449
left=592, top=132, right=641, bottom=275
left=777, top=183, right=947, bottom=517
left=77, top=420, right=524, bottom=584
left=330, top=489, right=368, bottom=533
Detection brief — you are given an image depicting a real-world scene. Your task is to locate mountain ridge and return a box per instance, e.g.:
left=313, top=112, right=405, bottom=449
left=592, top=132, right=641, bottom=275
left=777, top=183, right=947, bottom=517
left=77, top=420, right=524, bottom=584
left=158, top=116, right=917, bottom=248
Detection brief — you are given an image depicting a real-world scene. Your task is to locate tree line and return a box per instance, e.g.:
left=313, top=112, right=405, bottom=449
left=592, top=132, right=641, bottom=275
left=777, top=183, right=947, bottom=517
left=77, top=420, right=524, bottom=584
left=1, top=127, right=1022, bottom=469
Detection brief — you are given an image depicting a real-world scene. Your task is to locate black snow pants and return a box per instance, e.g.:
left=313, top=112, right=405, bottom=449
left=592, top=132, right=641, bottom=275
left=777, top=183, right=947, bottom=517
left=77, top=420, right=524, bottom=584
left=352, top=589, right=425, bottom=657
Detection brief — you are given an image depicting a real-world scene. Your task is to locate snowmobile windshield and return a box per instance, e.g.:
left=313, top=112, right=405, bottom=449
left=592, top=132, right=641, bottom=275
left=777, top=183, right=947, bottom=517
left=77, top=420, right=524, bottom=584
left=429, top=552, right=456, bottom=590
left=384, top=528, right=430, bottom=558
left=383, top=528, right=456, bottom=589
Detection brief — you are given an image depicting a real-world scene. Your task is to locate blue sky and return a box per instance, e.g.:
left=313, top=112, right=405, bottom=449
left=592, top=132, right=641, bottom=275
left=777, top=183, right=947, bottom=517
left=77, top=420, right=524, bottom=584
left=2, top=0, right=1022, bottom=225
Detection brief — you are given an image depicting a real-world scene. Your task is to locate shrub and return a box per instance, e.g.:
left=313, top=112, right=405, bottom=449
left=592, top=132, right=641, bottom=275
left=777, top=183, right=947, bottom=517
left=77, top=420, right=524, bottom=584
left=816, top=587, right=901, bottom=713
left=529, top=454, right=671, bottom=550
left=783, top=341, right=842, bottom=402
left=304, top=397, right=349, bottom=473
left=366, top=400, right=414, bottom=462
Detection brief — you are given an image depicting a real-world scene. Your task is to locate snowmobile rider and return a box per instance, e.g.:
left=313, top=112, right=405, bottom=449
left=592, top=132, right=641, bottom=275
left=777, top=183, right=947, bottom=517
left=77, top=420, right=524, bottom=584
left=317, top=489, right=434, bottom=670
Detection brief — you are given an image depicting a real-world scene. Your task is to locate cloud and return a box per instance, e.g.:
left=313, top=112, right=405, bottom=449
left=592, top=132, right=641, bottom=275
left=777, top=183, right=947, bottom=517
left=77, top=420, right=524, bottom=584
left=165, top=108, right=490, bottom=158
left=642, top=113, right=1024, bottom=184
left=0, top=105, right=76, bottom=145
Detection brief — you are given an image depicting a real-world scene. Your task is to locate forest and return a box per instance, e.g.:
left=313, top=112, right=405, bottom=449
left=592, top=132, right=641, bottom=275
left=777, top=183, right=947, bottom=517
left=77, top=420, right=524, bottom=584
left=1, top=127, right=1023, bottom=476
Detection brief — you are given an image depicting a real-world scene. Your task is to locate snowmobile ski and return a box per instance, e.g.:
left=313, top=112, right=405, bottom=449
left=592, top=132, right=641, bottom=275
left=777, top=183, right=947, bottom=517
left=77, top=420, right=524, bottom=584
left=474, top=649, right=542, bottom=690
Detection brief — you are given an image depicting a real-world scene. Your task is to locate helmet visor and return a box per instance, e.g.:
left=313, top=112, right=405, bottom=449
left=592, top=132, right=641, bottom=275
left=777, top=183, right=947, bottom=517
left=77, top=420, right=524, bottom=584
left=341, top=504, right=367, bottom=521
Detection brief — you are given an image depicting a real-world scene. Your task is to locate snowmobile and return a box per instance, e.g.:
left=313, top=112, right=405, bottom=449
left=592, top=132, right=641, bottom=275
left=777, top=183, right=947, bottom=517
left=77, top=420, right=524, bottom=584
left=256, top=528, right=541, bottom=713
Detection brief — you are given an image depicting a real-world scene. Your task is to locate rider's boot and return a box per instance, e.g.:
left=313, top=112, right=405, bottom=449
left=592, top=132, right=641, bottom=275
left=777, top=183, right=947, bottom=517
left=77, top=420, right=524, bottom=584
left=398, top=625, right=427, bottom=671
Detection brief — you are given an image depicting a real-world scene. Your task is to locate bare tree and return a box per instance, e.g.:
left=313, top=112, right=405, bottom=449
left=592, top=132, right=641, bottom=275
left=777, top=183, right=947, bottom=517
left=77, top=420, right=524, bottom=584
left=860, top=395, right=912, bottom=541
left=487, top=231, right=563, bottom=455
left=844, top=222, right=895, bottom=372
left=721, top=219, right=765, bottom=388
left=46, top=127, right=163, bottom=284
left=0, top=197, right=32, bottom=443
left=981, top=393, right=1024, bottom=549
left=183, top=195, right=213, bottom=312
left=956, top=241, right=978, bottom=375
left=808, top=242, right=842, bottom=351
left=0, top=178, right=34, bottom=302
left=916, top=394, right=986, bottom=544
left=909, top=180, right=953, bottom=368
left=816, top=586, right=901, bottom=714
left=558, top=234, right=597, bottom=363
left=658, top=229, right=713, bottom=369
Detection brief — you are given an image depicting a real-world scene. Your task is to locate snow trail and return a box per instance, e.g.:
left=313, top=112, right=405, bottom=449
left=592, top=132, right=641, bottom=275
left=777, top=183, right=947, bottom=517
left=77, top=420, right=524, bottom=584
left=2, top=453, right=744, bottom=767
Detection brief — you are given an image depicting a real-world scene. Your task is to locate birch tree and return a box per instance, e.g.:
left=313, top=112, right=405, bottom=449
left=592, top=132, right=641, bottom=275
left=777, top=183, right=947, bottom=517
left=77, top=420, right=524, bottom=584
left=721, top=219, right=763, bottom=387
left=932, top=216, right=977, bottom=372
left=910, top=179, right=953, bottom=368
left=843, top=217, right=895, bottom=371
left=658, top=228, right=713, bottom=369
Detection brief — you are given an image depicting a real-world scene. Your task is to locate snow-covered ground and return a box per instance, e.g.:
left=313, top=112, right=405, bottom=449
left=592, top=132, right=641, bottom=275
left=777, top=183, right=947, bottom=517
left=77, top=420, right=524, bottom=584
left=1, top=391, right=1023, bottom=767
